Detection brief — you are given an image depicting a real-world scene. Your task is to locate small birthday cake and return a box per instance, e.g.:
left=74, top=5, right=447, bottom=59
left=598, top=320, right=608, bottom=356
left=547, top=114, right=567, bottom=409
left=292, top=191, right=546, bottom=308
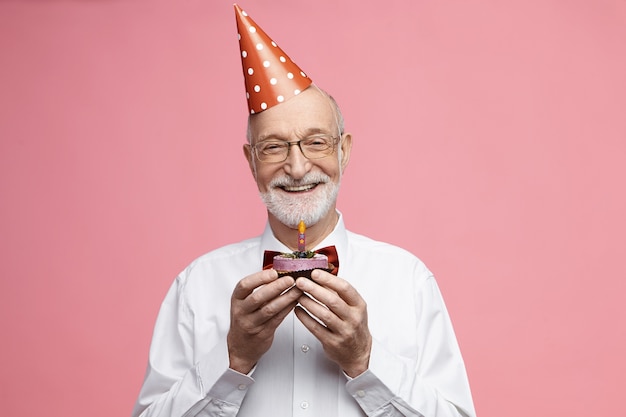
left=273, top=251, right=329, bottom=277
left=271, top=220, right=331, bottom=278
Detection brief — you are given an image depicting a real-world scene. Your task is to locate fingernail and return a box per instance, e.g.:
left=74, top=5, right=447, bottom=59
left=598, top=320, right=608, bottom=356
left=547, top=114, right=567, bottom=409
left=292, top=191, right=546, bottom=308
left=297, top=277, right=310, bottom=290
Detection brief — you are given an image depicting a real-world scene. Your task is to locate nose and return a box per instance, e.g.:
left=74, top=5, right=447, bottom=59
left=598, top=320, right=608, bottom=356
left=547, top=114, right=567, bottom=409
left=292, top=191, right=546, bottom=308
left=283, top=142, right=312, bottom=179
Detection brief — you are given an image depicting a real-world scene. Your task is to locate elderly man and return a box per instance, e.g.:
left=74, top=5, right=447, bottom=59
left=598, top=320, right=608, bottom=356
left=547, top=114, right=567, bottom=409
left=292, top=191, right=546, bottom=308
left=132, top=5, right=475, bottom=417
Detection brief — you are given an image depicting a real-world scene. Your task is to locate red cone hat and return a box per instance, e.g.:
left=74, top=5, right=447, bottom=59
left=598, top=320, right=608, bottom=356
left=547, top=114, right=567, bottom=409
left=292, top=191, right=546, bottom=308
left=234, top=4, right=313, bottom=114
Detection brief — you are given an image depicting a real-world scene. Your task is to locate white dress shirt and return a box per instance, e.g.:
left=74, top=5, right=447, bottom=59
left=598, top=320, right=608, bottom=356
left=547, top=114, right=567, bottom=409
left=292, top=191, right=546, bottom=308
left=132, top=213, right=475, bottom=417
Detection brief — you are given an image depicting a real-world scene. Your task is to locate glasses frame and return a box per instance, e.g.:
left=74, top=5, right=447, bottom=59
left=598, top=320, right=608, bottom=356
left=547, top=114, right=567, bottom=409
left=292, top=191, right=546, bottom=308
left=251, top=135, right=340, bottom=163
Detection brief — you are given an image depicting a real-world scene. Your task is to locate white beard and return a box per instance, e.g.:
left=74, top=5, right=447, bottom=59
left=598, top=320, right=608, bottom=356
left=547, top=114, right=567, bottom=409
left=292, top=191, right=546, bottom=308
left=259, top=172, right=340, bottom=229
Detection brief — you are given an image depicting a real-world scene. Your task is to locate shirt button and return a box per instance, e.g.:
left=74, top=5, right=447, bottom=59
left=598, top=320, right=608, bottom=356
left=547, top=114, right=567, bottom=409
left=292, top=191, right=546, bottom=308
left=300, top=401, right=309, bottom=409
left=301, top=344, right=310, bottom=353
left=238, top=384, right=247, bottom=390
left=356, top=390, right=366, bottom=398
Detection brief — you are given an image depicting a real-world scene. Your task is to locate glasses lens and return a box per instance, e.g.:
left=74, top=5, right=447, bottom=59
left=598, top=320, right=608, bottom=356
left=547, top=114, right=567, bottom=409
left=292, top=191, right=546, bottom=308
left=300, top=136, right=333, bottom=159
left=256, top=141, right=288, bottom=162
left=254, top=136, right=336, bottom=162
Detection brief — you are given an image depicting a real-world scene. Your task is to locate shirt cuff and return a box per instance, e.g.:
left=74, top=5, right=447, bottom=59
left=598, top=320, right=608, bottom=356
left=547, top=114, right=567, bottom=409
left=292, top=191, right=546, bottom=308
left=345, top=370, right=395, bottom=415
left=195, top=341, right=255, bottom=408
left=206, top=368, right=254, bottom=407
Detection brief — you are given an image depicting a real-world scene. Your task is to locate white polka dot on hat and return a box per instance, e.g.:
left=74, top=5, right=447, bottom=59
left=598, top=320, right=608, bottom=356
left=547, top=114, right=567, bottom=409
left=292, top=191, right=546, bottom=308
left=234, top=4, right=312, bottom=114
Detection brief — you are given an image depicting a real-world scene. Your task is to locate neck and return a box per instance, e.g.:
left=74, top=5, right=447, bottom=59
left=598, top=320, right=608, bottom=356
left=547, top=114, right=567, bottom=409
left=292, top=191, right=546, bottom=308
left=268, top=210, right=339, bottom=251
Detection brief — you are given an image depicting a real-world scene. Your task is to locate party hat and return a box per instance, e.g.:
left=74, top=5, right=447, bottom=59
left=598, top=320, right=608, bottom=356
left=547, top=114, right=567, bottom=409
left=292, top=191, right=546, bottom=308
left=234, top=4, right=312, bottom=114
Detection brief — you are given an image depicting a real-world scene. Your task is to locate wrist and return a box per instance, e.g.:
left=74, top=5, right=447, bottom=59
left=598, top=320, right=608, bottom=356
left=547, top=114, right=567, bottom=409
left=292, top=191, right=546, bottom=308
left=228, top=355, right=256, bottom=374
left=342, top=355, right=370, bottom=378
left=343, top=338, right=372, bottom=377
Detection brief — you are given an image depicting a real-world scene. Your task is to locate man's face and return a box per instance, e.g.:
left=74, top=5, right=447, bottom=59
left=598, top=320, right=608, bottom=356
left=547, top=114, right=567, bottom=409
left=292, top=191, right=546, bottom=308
left=244, top=87, right=352, bottom=229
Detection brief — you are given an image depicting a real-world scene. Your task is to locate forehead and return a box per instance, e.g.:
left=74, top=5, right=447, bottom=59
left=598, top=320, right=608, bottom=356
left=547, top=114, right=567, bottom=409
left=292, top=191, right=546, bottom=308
left=249, top=87, right=337, bottom=141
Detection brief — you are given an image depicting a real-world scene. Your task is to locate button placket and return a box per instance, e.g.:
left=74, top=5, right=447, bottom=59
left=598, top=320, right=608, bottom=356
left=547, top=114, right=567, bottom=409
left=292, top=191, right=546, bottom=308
left=294, top=318, right=322, bottom=415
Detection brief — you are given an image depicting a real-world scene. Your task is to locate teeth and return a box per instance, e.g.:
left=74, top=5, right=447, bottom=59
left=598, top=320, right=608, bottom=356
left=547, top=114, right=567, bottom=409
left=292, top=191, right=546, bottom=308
left=283, top=183, right=316, bottom=192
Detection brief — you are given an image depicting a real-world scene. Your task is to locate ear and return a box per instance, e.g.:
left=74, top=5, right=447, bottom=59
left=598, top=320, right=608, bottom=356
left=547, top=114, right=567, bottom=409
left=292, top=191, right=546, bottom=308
left=339, top=132, right=352, bottom=172
left=243, top=143, right=257, bottom=179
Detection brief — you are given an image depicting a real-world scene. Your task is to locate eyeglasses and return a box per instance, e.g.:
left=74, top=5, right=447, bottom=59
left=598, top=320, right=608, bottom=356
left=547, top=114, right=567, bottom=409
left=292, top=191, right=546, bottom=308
left=251, top=135, right=339, bottom=163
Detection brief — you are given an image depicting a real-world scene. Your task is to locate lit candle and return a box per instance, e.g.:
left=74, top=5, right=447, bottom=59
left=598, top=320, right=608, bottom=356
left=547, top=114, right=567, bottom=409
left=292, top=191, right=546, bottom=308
left=298, top=220, right=306, bottom=252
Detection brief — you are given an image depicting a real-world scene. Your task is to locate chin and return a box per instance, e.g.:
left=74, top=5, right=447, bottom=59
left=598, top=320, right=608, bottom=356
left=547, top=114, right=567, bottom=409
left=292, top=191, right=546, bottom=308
left=261, top=184, right=339, bottom=229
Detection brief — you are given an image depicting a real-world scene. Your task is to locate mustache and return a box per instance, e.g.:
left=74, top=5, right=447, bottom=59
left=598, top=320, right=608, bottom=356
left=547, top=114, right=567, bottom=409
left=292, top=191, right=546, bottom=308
left=268, top=172, right=331, bottom=188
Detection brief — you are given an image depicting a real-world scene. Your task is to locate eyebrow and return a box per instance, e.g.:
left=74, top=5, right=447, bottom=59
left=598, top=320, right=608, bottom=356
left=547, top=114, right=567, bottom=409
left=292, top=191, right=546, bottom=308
left=257, top=128, right=332, bottom=142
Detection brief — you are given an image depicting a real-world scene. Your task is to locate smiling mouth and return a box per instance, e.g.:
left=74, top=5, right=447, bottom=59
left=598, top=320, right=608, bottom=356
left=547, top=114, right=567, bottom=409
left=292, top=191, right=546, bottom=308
left=280, top=183, right=319, bottom=192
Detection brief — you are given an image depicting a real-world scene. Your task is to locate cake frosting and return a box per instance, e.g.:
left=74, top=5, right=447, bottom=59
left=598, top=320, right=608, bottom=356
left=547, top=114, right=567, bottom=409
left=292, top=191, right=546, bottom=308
left=273, top=251, right=328, bottom=275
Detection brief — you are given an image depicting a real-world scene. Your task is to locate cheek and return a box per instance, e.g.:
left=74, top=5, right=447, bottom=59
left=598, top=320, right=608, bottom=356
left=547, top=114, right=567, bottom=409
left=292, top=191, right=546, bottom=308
left=254, top=167, right=278, bottom=191
left=318, top=161, right=341, bottom=180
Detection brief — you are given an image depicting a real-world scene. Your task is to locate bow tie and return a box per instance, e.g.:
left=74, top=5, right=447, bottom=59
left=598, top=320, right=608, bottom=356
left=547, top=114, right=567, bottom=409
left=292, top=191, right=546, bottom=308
left=263, top=245, right=339, bottom=275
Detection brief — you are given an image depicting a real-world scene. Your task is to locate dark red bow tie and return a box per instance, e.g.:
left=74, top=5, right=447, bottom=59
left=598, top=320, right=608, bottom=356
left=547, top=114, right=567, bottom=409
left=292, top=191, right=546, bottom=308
left=263, top=245, right=339, bottom=275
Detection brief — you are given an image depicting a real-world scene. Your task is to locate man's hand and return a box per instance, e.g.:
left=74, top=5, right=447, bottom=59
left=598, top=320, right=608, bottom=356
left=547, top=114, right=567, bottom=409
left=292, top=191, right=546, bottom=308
left=294, top=270, right=372, bottom=377
left=227, top=269, right=303, bottom=374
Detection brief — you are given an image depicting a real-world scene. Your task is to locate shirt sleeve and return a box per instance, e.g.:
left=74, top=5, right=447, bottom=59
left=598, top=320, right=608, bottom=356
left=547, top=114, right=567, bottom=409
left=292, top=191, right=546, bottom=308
left=345, top=270, right=475, bottom=417
left=131, top=275, right=254, bottom=417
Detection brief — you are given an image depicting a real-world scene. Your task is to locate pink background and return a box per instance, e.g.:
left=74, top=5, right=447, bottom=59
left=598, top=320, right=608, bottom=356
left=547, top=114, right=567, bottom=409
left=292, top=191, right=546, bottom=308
left=1, top=1, right=625, bottom=416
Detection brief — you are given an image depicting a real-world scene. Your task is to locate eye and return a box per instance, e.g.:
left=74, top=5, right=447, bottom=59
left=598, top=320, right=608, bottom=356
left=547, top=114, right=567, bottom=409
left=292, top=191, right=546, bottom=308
left=258, top=141, right=285, bottom=153
left=303, top=136, right=330, bottom=148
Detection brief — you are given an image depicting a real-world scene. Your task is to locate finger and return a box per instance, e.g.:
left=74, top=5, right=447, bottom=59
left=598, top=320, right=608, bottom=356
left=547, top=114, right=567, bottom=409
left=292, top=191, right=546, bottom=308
left=310, top=270, right=363, bottom=306
left=232, top=284, right=303, bottom=333
left=259, top=284, right=303, bottom=318
left=232, top=269, right=279, bottom=300
left=241, top=276, right=298, bottom=314
left=243, top=289, right=302, bottom=334
left=297, top=292, right=339, bottom=330
left=294, top=305, right=330, bottom=337
left=264, top=294, right=301, bottom=327
left=295, top=277, right=349, bottom=318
